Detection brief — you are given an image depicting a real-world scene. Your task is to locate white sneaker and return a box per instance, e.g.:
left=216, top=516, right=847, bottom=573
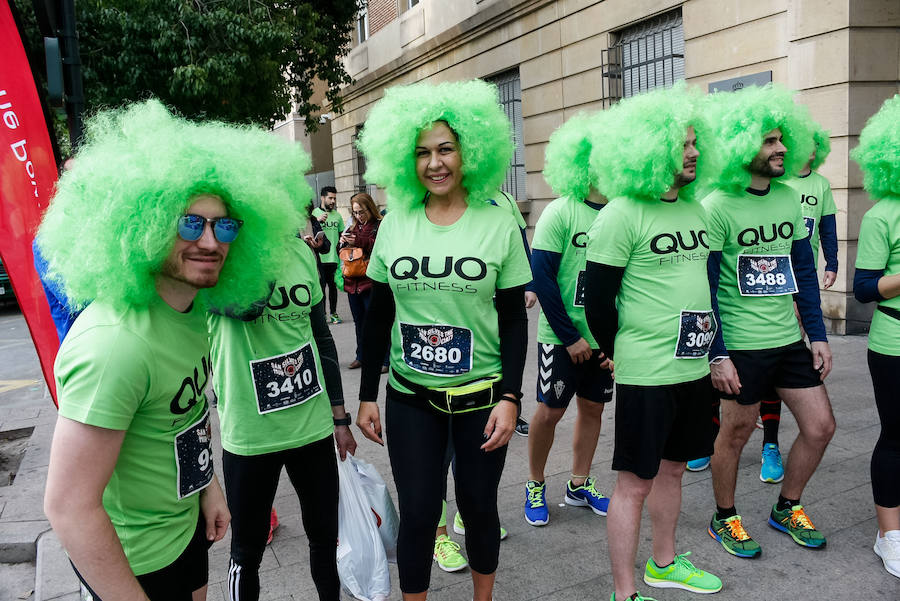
left=874, top=530, right=900, bottom=578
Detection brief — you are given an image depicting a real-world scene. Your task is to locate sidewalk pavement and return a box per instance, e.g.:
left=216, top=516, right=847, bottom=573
left=1, top=297, right=897, bottom=600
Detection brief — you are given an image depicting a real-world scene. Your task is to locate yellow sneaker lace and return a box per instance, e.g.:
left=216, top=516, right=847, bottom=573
left=790, top=506, right=816, bottom=530
left=724, top=516, right=751, bottom=541
left=434, top=535, right=461, bottom=560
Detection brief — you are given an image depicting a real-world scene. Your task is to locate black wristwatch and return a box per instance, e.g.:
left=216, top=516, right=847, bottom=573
left=333, top=415, right=352, bottom=427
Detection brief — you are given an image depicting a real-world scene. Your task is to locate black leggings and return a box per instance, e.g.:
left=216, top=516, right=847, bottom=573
left=223, top=435, right=339, bottom=601
left=868, top=349, right=900, bottom=507
left=318, top=262, right=338, bottom=315
left=386, top=395, right=507, bottom=593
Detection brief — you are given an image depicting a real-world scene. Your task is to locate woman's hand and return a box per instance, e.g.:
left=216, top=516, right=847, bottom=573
left=334, top=426, right=357, bottom=461
left=356, top=401, right=384, bottom=445
left=481, top=399, right=517, bottom=451
left=340, top=233, right=356, bottom=246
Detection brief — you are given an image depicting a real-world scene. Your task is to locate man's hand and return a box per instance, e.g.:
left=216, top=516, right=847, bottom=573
left=710, top=358, right=741, bottom=396
left=822, top=270, right=837, bottom=289
left=481, top=400, right=516, bottom=451
left=334, top=425, right=357, bottom=460
left=566, top=337, right=593, bottom=364
left=356, top=401, right=383, bottom=445
left=317, top=213, right=328, bottom=223
left=810, top=340, right=832, bottom=380
left=524, top=291, right=538, bottom=309
left=200, top=477, right=230, bottom=542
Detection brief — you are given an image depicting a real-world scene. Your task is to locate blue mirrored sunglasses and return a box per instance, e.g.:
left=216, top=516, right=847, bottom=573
left=177, top=214, right=244, bottom=243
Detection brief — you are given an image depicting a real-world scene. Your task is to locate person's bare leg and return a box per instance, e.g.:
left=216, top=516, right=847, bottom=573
left=646, top=459, right=685, bottom=567
left=192, top=585, right=208, bottom=601
left=876, top=505, right=900, bottom=537
left=402, top=592, right=427, bottom=601
left=607, top=471, right=654, bottom=600
left=472, top=570, right=495, bottom=601
left=710, top=400, right=759, bottom=508
left=528, top=403, right=565, bottom=482
left=777, top=385, right=835, bottom=500
left=571, top=396, right=604, bottom=486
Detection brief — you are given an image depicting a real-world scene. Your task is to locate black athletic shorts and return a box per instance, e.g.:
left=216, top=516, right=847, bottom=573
left=723, top=340, right=822, bottom=405
left=74, top=512, right=211, bottom=600
left=535, top=343, right=614, bottom=408
left=612, top=375, right=717, bottom=480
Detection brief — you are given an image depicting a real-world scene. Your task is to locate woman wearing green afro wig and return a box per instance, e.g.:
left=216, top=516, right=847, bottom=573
left=37, top=99, right=311, bottom=313
left=354, top=80, right=532, bottom=600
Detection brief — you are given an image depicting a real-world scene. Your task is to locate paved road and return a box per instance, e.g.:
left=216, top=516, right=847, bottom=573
left=1, top=298, right=898, bottom=600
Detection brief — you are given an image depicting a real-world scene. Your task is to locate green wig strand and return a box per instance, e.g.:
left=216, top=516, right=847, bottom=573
left=356, top=79, right=513, bottom=212
left=543, top=112, right=602, bottom=201
left=37, top=99, right=312, bottom=311
left=851, top=94, right=900, bottom=201
left=695, top=84, right=814, bottom=193
left=589, top=82, right=700, bottom=201
left=809, top=123, right=831, bottom=172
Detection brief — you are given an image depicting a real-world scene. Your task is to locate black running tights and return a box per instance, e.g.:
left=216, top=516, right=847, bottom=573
left=386, top=396, right=507, bottom=593
left=868, top=349, right=900, bottom=508
left=318, top=262, right=338, bottom=315
left=222, top=435, right=339, bottom=601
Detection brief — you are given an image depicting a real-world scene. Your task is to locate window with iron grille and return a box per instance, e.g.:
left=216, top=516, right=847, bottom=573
left=602, top=8, right=684, bottom=105
left=485, top=68, right=526, bottom=201
left=357, top=2, right=370, bottom=44
left=351, top=125, right=370, bottom=194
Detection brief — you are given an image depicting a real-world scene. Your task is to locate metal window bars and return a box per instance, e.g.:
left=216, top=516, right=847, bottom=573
left=486, top=69, right=527, bottom=201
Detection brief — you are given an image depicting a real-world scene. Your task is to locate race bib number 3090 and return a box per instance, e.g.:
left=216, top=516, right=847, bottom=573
left=674, top=310, right=717, bottom=359
left=250, top=343, right=322, bottom=414
left=736, top=254, right=798, bottom=296
left=400, top=322, right=473, bottom=376
left=174, top=410, right=213, bottom=499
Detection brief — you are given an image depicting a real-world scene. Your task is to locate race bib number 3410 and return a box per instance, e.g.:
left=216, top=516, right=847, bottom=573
left=736, top=254, right=798, bottom=296
left=400, top=322, right=473, bottom=376
left=250, top=343, right=322, bottom=414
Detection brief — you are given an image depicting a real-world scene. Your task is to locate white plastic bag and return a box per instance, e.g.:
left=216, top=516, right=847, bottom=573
left=352, top=454, right=399, bottom=563
left=336, top=451, right=392, bottom=601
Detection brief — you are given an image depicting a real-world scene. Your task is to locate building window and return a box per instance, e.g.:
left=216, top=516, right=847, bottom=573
left=357, top=2, right=369, bottom=44
left=485, top=68, right=526, bottom=201
left=602, top=8, right=684, bottom=104
left=406, top=0, right=420, bottom=9
left=351, top=125, right=371, bottom=194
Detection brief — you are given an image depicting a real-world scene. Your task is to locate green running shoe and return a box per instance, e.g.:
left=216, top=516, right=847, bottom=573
left=609, top=592, right=658, bottom=601
left=708, top=513, right=761, bottom=558
left=452, top=511, right=508, bottom=540
left=768, top=504, right=826, bottom=548
left=433, top=534, right=467, bottom=572
left=643, top=552, right=723, bottom=594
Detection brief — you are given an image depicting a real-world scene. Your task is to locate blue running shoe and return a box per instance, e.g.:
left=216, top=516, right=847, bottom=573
left=524, top=480, right=549, bottom=526
left=686, top=457, right=710, bottom=472
left=760, top=443, right=784, bottom=483
left=565, top=476, right=609, bottom=516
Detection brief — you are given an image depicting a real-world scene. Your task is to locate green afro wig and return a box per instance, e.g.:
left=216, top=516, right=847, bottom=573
left=589, top=82, right=701, bottom=201
left=809, top=123, right=831, bottom=172
left=695, top=84, right=814, bottom=193
left=37, top=99, right=312, bottom=311
left=851, top=94, right=900, bottom=201
left=356, top=79, right=513, bottom=211
left=543, top=111, right=603, bottom=201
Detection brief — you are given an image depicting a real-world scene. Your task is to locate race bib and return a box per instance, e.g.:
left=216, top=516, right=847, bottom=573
left=250, top=343, right=322, bottom=414
left=804, top=216, right=815, bottom=240
left=674, top=310, right=717, bottom=359
left=573, top=270, right=586, bottom=307
left=173, top=410, right=213, bottom=499
left=736, top=254, right=798, bottom=296
left=399, top=322, right=473, bottom=376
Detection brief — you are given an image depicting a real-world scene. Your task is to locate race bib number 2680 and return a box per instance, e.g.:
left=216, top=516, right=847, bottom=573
left=400, top=322, right=473, bottom=376
left=736, top=254, right=798, bottom=296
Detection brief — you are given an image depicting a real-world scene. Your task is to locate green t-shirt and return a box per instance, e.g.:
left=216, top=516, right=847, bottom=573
left=367, top=203, right=533, bottom=392
left=703, top=181, right=809, bottom=351
left=55, top=297, right=213, bottom=575
left=312, top=207, right=345, bottom=264
left=532, top=196, right=601, bottom=347
left=855, top=199, right=900, bottom=356
left=586, top=196, right=713, bottom=385
left=784, top=171, right=837, bottom=261
left=208, top=239, right=333, bottom=455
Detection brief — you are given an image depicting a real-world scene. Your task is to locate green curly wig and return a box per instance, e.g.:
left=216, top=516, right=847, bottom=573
left=588, top=82, right=701, bottom=201
left=37, top=99, right=312, bottom=311
left=356, top=79, right=513, bottom=211
left=851, top=94, right=900, bottom=201
left=543, top=111, right=603, bottom=201
left=695, top=84, right=814, bottom=193
left=809, top=123, right=831, bottom=172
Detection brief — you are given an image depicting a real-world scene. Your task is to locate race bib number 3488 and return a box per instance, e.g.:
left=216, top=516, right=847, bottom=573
left=400, top=322, right=473, bottom=376
left=249, top=343, right=322, bottom=414
left=736, top=254, right=798, bottom=296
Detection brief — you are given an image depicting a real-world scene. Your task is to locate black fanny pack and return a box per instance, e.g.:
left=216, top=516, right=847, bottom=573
left=877, top=305, right=900, bottom=321
left=388, top=370, right=502, bottom=415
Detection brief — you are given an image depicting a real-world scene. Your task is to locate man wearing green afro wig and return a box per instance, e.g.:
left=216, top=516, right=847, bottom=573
left=40, top=99, right=312, bottom=600
left=698, top=85, right=836, bottom=560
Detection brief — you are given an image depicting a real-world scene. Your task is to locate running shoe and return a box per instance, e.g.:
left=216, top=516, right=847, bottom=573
left=565, top=476, right=610, bottom=516
left=609, top=592, right=658, bottom=601
left=768, top=504, right=826, bottom=548
left=686, top=456, right=710, bottom=472
left=515, top=416, right=529, bottom=436
left=433, top=534, right=467, bottom=572
left=874, top=530, right=900, bottom=579
left=759, top=443, right=784, bottom=483
left=452, top=512, right=508, bottom=540
left=642, top=552, right=723, bottom=594
left=708, top=513, right=761, bottom=558
left=524, top=480, right=549, bottom=526
left=330, top=313, right=342, bottom=324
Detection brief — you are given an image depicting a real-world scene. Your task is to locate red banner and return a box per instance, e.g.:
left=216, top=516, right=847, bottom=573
left=1, top=0, right=60, bottom=403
